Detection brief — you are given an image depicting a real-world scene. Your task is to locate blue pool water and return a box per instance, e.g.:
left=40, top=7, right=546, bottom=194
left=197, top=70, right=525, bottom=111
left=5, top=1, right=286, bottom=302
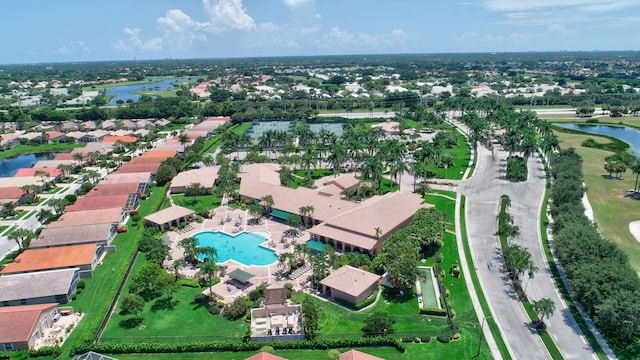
left=194, top=231, right=277, bottom=266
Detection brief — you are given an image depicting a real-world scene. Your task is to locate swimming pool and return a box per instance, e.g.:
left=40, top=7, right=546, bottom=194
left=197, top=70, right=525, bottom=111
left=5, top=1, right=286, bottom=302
left=194, top=231, right=278, bottom=266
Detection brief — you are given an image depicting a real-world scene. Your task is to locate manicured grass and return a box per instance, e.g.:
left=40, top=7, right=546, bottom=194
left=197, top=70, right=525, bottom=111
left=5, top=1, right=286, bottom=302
left=171, top=193, right=222, bottom=211
left=430, top=132, right=472, bottom=181
left=0, top=143, right=83, bottom=160
left=101, top=256, right=246, bottom=341
left=554, top=129, right=640, bottom=271
left=132, top=90, right=179, bottom=98
left=0, top=225, right=8, bottom=234
left=59, top=185, right=169, bottom=358
left=540, top=114, right=640, bottom=129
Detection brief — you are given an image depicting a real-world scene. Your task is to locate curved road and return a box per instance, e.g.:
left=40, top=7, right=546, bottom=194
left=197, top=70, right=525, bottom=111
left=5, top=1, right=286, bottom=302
left=457, top=136, right=595, bottom=359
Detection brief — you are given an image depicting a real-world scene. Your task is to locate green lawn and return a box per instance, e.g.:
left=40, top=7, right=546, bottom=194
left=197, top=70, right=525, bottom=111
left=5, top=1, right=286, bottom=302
left=59, top=186, right=169, bottom=358
left=554, top=129, right=640, bottom=271
left=171, top=193, right=223, bottom=211
left=427, top=131, right=472, bottom=181
left=0, top=143, right=84, bottom=160
left=101, top=256, right=246, bottom=341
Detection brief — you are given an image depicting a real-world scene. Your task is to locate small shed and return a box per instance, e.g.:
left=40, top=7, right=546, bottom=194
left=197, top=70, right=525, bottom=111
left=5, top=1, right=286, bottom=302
left=228, top=269, right=255, bottom=284
left=320, top=265, right=380, bottom=305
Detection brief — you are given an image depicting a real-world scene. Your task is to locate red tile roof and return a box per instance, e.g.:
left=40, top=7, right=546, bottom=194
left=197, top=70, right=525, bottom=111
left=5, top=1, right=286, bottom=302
left=1, top=244, right=96, bottom=274
left=116, top=163, right=161, bottom=174
left=85, top=183, right=140, bottom=197
left=14, top=168, right=63, bottom=178
left=339, top=350, right=384, bottom=360
left=102, top=135, right=137, bottom=143
left=245, top=352, right=288, bottom=360
left=65, top=195, right=130, bottom=211
left=0, top=304, right=58, bottom=344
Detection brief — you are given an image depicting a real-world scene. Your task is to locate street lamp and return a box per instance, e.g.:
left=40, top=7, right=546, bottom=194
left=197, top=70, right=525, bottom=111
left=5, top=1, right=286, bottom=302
left=475, top=315, right=493, bottom=358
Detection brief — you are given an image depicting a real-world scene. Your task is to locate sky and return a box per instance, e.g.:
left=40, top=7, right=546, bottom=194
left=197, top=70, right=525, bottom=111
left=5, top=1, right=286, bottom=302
left=2, top=0, right=640, bottom=65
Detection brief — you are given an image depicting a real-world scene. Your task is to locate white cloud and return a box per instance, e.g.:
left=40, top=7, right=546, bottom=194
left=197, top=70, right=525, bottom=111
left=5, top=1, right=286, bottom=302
left=316, top=27, right=409, bottom=51
left=119, top=27, right=163, bottom=51
left=482, top=0, right=636, bottom=12
left=202, top=0, right=256, bottom=32
left=282, top=0, right=314, bottom=7
left=157, top=9, right=206, bottom=49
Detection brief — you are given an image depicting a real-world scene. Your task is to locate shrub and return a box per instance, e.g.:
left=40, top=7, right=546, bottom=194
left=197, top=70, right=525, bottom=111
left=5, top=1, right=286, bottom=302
left=208, top=304, right=222, bottom=315
left=260, top=346, right=275, bottom=354
left=194, top=293, right=210, bottom=304
left=585, top=118, right=599, bottom=123
left=581, top=138, right=600, bottom=148
left=77, top=280, right=86, bottom=289
left=419, top=307, right=447, bottom=316
left=328, top=349, right=341, bottom=360
left=224, top=297, right=248, bottom=320
left=178, top=279, right=200, bottom=288
left=401, top=337, right=414, bottom=343
left=436, top=334, right=451, bottom=343
left=131, top=214, right=141, bottom=222
left=420, top=336, right=431, bottom=343
left=64, top=194, right=77, bottom=204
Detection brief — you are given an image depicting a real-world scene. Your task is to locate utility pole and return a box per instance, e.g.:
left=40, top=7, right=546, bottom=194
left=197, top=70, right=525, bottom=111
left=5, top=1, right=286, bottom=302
left=475, top=315, right=493, bottom=358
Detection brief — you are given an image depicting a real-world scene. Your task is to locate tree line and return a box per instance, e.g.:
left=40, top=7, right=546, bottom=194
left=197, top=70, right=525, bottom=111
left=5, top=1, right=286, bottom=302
left=550, top=148, right=640, bottom=357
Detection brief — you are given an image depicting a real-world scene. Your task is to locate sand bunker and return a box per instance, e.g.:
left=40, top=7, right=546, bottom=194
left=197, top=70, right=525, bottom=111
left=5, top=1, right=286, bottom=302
left=629, top=221, right=640, bottom=244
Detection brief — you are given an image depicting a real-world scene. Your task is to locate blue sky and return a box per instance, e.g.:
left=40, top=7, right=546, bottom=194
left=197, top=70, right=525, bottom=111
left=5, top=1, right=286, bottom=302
left=2, top=0, right=640, bottom=64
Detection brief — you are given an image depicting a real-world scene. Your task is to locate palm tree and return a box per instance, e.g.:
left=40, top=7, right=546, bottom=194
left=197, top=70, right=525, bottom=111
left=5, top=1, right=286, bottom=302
left=85, top=169, right=101, bottom=184
left=8, top=228, right=35, bottom=251
left=278, top=252, right=297, bottom=274
left=631, top=159, right=640, bottom=192
left=20, top=184, right=41, bottom=204
left=532, top=298, right=556, bottom=325
left=197, top=260, right=222, bottom=297
left=57, top=164, right=74, bottom=179
left=260, top=195, right=274, bottom=214
left=34, top=170, right=49, bottom=184
left=73, top=152, right=84, bottom=167
left=197, top=246, right=218, bottom=263
left=49, top=198, right=69, bottom=215
left=178, top=237, right=199, bottom=264
left=301, top=146, right=317, bottom=179
left=172, top=259, right=184, bottom=280
left=185, top=182, right=204, bottom=201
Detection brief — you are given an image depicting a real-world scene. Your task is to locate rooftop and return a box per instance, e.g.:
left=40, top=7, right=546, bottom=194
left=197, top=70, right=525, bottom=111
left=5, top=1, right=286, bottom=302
left=144, top=206, right=194, bottom=226
left=320, top=265, right=380, bottom=298
left=85, top=183, right=140, bottom=197
left=102, top=172, right=152, bottom=185
left=0, top=268, right=78, bottom=302
left=0, top=303, right=59, bottom=344
left=65, top=195, right=130, bottom=211
left=32, top=223, right=115, bottom=248
left=1, top=244, right=97, bottom=275
left=48, top=208, right=124, bottom=228
left=170, top=166, right=220, bottom=189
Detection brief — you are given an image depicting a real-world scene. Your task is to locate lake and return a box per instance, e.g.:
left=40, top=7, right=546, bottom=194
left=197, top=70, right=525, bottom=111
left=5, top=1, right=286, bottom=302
left=554, top=123, right=640, bottom=156
left=107, top=77, right=198, bottom=105
left=0, top=153, right=56, bottom=177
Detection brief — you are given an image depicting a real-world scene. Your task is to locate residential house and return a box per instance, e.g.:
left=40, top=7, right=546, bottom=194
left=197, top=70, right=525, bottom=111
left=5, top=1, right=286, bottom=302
left=65, top=194, right=135, bottom=212
left=48, top=207, right=127, bottom=228
left=31, top=223, right=118, bottom=249
left=0, top=268, right=80, bottom=307
left=169, top=166, right=219, bottom=194
left=144, top=206, right=194, bottom=230
left=0, top=303, right=60, bottom=351
left=0, top=244, right=101, bottom=278
left=102, top=172, right=152, bottom=194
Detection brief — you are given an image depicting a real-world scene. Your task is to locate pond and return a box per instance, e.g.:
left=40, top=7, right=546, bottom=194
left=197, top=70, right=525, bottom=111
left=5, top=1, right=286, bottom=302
left=0, top=153, right=56, bottom=177
left=106, top=77, right=198, bottom=105
left=554, top=123, right=640, bottom=156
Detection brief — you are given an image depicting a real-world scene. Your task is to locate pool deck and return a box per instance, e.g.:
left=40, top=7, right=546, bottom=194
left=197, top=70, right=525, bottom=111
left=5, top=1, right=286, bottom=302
left=165, top=205, right=313, bottom=303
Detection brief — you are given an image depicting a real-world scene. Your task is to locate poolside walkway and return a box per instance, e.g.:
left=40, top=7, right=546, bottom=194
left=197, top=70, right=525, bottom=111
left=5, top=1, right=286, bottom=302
left=165, top=205, right=312, bottom=303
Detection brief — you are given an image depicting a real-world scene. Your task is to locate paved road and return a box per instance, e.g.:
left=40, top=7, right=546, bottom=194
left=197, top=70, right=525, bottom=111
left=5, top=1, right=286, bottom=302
left=457, top=139, right=595, bottom=359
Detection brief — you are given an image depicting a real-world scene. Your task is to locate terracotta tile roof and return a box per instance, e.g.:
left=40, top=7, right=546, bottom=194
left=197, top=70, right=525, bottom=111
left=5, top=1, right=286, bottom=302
left=48, top=208, right=124, bottom=228
left=32, top=223, right=115, bottom=248
left=141, top=150, right=177, bottom=158
left=129, top=157, right=165, bottom=165
left=1, top=244, right=96, bottom=275
left=115, top=163, right=161, bottom=174
left=46, top=131, right=66, bottom=140
left=245, top=352, right=288, bottom=360
left=170, top=167, right=219, bottom=189
left=339, top=350, right=384, bottom=360
left=102, top=135, right=137, bottom=143
left=315, top=192, right=427, bottom=239
left=54, top=153, right=75, bottom=160
left=0, top=304, right=58, bottom=344
left=102, top=172, right=152, bottom=185
left=65, top=195, right=129, bottom=211
left=322, top=173, right=360, bottom=190
left=14, top=168, right=63, bottom=178
left=144, top=206, right=194, bottom=226
left=85, top=183, right=140, bottom=197
left=320, top=266, right=380, bottom=298
left=0, top=187, right=25, bottom=201
left=0, top=268, right=78, bottom=302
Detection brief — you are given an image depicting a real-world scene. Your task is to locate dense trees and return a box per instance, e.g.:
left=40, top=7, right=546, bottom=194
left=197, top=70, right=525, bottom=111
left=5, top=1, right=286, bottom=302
left=551, top=149, right=640, bottom=354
